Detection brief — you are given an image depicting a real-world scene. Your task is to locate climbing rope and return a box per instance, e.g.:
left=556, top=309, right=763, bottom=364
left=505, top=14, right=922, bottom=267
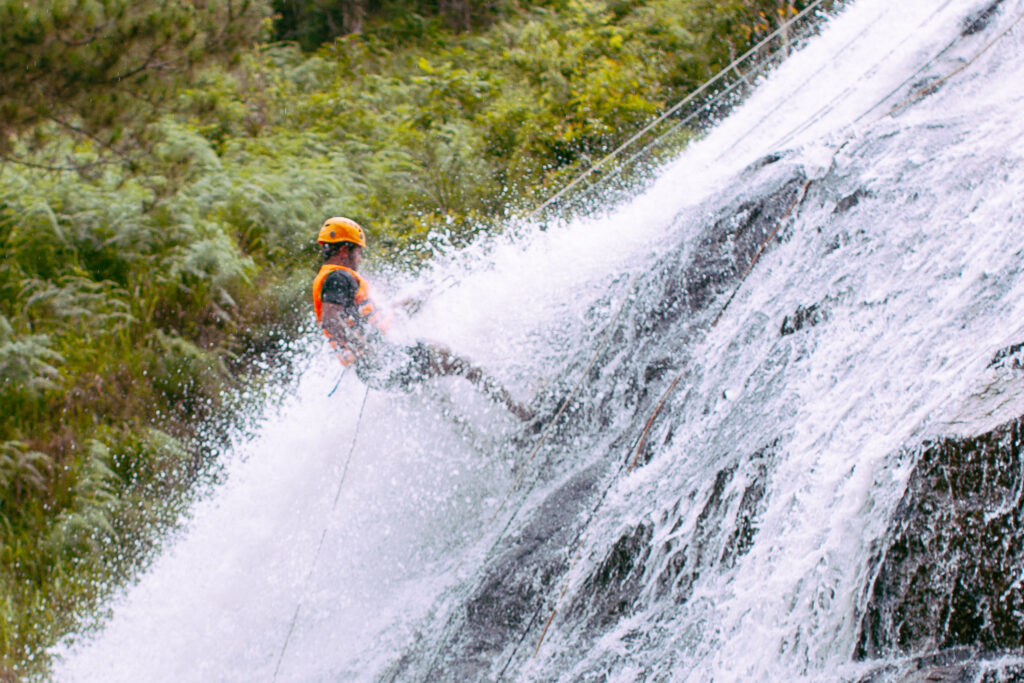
left=272, top=382, right=371, bottom=681
left=887, top=5, right=1024, bottom=117
left=526, top=0, right=838, bottom=223
left=387, top=2, right=1024, bottom=678
left=772, top=3, right=1024, bottom=154
left=621, top=0, right=1024, bottom=484
left=410, top=275, right=641, bottom=681
left=326, top=365, right=347, bottom=397
left=627, top=373, right=685, bottom=472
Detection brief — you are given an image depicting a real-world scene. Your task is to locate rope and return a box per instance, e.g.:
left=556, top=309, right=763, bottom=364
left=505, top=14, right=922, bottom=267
left=475, top=0, right=842, bottom=572
left=525, top=0, right=836, bottom=223
left=523, top=0, right=1024, bottom=568
left=772, top=1, right=1024, bottom=154
left=887, top=6, right=1024, bottom=117
left=496, top=424, right=646, bottom=680
left=772, top=0, right=978, bottom=144
left=326, top=366, right=348, bottom=397
left=564, top=57, right=768, bottom=214
left=272, top=382, right=371, bottom=681
left=625, top=175, right=812, bottom=478
left=492, top=6, right=867, bottom=674
left=413, top=4, right=1024, bottom=678
left=627, top=373, right=684, bottom=472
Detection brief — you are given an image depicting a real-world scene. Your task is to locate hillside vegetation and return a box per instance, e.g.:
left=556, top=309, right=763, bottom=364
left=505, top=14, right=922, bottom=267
left=0, top=0, right=813, bottom=674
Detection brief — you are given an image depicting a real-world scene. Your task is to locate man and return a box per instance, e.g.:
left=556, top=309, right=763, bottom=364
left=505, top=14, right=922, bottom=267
left=312, top=216, right=533, bottom=421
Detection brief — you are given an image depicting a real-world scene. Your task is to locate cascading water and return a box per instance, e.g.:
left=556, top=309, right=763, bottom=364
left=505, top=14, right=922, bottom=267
left=54, top=0, right=1024, bottom=680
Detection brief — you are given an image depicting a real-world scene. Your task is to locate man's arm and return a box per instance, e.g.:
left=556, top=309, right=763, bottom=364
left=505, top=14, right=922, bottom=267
left=322, top=301, right=369, bottom=355
left=320, top=270, right=369, bottom=354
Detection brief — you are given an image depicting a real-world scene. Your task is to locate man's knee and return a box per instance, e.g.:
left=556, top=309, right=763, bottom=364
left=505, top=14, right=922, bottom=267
left=424, top=343, right=472, bottom=376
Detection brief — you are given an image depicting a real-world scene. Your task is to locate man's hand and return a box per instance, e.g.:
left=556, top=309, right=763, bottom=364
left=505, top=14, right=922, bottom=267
left=321, top=301, right=370, bottom=355
left=396, top=295, right=425, bottom=317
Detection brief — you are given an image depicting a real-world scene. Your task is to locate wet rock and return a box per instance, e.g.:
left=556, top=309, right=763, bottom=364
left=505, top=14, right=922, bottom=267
left=744, top=152, right=785, bottom=172
left=989, top=342, right=1024, bottom=371
left=981, top=663, right=1024, bottom=682
left=417, top=463, right=606, bottom=681
left=833, top=188, right=872, bottom=215
left=634, top=170, right=808, bottom=338
left=643, top=358, right=674, bottom=384
left=661, top=463, right=736, bottom=601
left=651, top=442, right=777, bottom=602
left=388, top=158, right=807, bottom=681
left=720, top=449, right=773, bottom=569
left=855, top=417, right=1024, bottom=661
left=962, top=0, right=1007, bottom=36
left=780, top=300, right=831, bottom=336
left=568, top=523, right=654, bottom=631
left=852, top=647, right=1024, bottom=683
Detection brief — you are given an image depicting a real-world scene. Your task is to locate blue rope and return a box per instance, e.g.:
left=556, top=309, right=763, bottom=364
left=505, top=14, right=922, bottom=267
left=326, top=366, right=348, bottom=397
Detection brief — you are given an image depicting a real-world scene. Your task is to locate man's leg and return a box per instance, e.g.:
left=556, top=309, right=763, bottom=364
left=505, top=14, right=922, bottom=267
left=421, top=343, right=533, bottom=421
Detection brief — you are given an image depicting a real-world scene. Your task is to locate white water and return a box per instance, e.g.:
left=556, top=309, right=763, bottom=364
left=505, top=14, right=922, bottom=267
left=55, top=0, right=1024, bottom=680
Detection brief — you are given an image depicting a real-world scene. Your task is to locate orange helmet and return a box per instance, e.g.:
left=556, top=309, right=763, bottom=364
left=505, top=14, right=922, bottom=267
left=317, top=217, right=367, bottom=248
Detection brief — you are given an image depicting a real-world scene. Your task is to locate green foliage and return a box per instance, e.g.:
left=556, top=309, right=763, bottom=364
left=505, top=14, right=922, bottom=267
left=271, top=0, right=526, bottom=50
left=237, top=0, right=812, bottom=236
left=0, top=115, right=325, bottom=672
left=0, top=0, right=272, bottom=155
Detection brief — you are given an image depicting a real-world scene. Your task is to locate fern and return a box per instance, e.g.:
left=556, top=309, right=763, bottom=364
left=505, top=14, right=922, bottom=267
left=0, top=315, right=63, bottom=397
left=47, top=441, right=120, bottom=558
left=0, top=441, right=51, bottom=518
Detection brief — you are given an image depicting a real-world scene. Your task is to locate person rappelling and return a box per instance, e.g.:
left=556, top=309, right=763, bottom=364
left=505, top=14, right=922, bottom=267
left=312, top=216, right=534, bottom=421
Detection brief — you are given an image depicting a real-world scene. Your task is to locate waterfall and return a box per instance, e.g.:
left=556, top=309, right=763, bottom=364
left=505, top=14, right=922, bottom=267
left=55, top=0, right=1024, bottom=680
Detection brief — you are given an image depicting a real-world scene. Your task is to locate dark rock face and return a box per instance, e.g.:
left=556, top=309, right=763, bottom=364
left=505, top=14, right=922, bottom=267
left=550, top=440, right=776, bottom=658
left=855, top=417, right=1024, bottom=661
left=720, top=446, right=773, bottom=570
left=854, top=646, right=1024, bottom=683
left=650, top=442, right=776, bottom=605
left=417, top=463, right=606, bottom=681
left=388, top=139, right=1024, bottom=680
left=833, top=188, right=872, bottom=215
left=961, top=0, right=1007, bottom=36
left=465, top=465, right=604, bottom=636
left=634, top=172, right=808, bottom=339
left=989, top=342, right=1024, bottom=371
left=567, top=522, right=654, bottom=631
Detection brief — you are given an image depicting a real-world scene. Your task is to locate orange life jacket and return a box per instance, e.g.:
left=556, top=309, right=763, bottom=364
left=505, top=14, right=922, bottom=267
left=312, top=264, right=393, bottom=366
